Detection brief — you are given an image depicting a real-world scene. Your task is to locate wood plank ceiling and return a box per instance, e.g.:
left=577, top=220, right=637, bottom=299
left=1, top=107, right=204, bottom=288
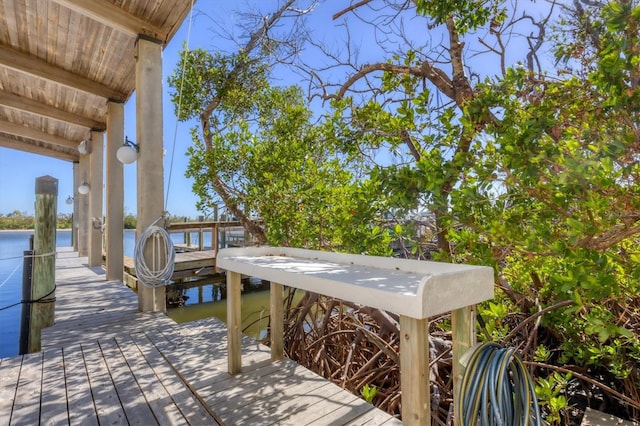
left=0, top=0, right=192, bottom=163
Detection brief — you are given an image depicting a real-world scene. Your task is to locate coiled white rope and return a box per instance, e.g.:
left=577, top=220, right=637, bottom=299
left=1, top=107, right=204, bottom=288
left=134, top=224, right=175, bottom=288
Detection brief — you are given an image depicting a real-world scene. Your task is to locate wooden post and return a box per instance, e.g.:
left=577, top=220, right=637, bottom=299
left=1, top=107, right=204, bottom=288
left=212, top=224, right=219, bottom=254
left=399, top=315, right=430, bottom=425
left=18, top=249, right=34, bottom=355
left=198, top=228, right=204, bottom=251
left=452, top=305, right=476, bottom=423
left=270, top=282, right=284, bottom=361
left=30, top=175, right=58, bottom=353
left=88, top=131, right=104, bottom=267
left=105, top=101, right=125, bottom=281
left=227, top=271, right=242, bottom=374
left=77, top=156, right=90, bottom=257
left=135, top=35, right=165, bottom=312
left=72, top=161, right=79, bottom=251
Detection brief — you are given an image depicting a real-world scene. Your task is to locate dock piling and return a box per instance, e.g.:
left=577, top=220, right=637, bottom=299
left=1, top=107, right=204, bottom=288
left=28, top=175, right=58, bottom=352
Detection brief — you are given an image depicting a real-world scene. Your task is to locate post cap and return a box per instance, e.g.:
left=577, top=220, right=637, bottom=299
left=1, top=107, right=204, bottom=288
left=35, top=176, right=59, bottom=196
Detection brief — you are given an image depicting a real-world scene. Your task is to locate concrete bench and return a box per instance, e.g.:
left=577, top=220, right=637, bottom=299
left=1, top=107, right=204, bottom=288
left=217, top=246, right=494, bottom=425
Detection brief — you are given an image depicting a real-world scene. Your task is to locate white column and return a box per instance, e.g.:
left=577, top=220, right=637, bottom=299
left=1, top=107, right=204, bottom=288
left=135, top=35, right=166, bottom=312
left=88, top=131, right=104, bottom=268
left=72, top=161, right=79, bottom=251
left=77, top=155, right=90, bottom=257
left=105, top=102, right=125, bottom=281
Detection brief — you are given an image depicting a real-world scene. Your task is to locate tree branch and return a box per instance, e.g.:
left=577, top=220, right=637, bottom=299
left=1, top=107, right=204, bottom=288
left=329, top=62, right=454, bottom=101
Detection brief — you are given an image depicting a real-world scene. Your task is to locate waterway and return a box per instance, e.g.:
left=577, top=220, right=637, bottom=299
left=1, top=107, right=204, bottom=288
left=0, top=229, right=273, bottom=359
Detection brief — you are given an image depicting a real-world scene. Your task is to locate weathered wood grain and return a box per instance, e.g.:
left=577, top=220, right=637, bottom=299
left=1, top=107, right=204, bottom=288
left=0, top=248, right=400, bottom=425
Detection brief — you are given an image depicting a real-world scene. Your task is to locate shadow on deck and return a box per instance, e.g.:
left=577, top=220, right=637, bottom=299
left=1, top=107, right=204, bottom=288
left=0, top=247, right=400, bottom=425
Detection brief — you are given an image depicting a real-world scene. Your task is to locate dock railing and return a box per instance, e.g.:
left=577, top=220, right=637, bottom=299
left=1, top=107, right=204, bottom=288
left=216, top=246, right=495, bottom=425
left=167, top=220, right=247, bottom=253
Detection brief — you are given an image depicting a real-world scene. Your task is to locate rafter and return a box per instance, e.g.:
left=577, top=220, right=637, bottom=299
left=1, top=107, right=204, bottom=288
left=0, top=135, right=79, bottom=163
left=0, top=119, right=82, bottom=150
left=0, top=45, right=127, bottom=101
left=0, top=91, right=105, bottom=130
left=51, top=0, right=167, bottom=41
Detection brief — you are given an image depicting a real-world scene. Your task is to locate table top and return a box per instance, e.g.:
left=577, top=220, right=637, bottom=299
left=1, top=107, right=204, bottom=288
left=217, top=246, right=494, bottom=319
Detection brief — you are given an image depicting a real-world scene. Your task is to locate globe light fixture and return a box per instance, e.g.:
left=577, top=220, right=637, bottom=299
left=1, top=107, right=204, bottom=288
left=78, top=140, right=90, bottom=155
left=65, top=195, right=74, bottom=205
left=78, top=182, right=90, bottom=195
left=116, top=137, right=139, bottom=164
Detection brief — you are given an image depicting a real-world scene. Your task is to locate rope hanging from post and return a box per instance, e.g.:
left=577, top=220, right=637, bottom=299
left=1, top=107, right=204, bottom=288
left=134, top=221, right=175, bottom=288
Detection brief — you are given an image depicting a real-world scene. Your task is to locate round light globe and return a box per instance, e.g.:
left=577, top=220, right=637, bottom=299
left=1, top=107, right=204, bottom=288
left=117, top=145, right=138, bottom=164
left=78, top=183, right=90, bottom=195
left=78, top=140, right=89, bottom=155
left=65, top=196, right=73, bottom=205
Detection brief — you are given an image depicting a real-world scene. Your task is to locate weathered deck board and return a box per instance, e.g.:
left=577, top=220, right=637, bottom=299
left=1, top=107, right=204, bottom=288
left=0, top=356, right=22, bottom=425
left=10, top=351, right=43, bottom=426
left=97, top=338, right=158, bottom=424
left=64, top=344, right=100, bottom=426
left=81, top=341, right=128, bottom=425
left=40, top=347, right=69, bottom=425
left=0, top=248, right=401, bottom=426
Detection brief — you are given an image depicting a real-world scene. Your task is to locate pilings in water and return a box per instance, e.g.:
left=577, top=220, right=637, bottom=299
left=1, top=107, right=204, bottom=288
left=19, top=175, right=58, bottom=353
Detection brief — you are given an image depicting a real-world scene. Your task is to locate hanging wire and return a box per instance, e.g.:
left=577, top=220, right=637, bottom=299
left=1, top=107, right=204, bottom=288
left=165, top=0, right=196, bottom=211
left=0, top=260, right=21, bottom=291
left=0, top=251, right=58, bottom=310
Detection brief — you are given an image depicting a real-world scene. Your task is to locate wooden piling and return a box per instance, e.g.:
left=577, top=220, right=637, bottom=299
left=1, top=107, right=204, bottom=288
left=30, top=175, right=58, bottom=352
left=18, top=249, right=34, bottom=355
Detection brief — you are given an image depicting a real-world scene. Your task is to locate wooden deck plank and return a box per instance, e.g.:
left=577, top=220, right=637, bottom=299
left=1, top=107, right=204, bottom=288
left=0, top=355, right=22, bottom=425
left=303, top=390, right=374, bottom=425
left=143, top=327, right=232, bottom=391
left=81, top=341, right=128, bottom=425
left=211, top=361, right=323, bottom=421
left=1, top=248, right=399, bottom=426
left=346, top=409, right=402, bottom=425
left=96, top=338, right=158, bottom=425
left=129, top=331, right=219, bottom=425
left=239, top=381, right=339, bottom=424
left=63, top=345, right=99, bottom=426
left=40, top=347, right=70, bottom=425
left=114, top=333, right=188, bottom=425
left=9, top=351, right=42, bottom=426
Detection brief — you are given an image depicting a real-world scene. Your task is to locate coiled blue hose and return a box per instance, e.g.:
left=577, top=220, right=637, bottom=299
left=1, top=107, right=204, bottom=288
left=457, top=342, right=542, bottom=426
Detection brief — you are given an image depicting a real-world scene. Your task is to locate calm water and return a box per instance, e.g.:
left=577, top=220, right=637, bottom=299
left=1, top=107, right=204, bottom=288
left=0, top=230, right=72, bottom=359
left=0, top=229, right=272, bottom=359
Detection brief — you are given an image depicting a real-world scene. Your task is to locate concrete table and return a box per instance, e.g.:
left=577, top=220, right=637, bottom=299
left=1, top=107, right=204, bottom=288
left=217, top=246, right=494, bottom=425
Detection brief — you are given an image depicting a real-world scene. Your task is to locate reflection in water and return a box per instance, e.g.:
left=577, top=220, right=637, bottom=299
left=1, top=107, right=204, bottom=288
left=167, top=277, right=274, bottom=339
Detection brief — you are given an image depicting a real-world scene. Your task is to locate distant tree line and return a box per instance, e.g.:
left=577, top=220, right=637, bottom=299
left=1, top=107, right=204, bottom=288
left=0, top=210, right=72, bottom=230
left=0, top=211, right=204, bottom=231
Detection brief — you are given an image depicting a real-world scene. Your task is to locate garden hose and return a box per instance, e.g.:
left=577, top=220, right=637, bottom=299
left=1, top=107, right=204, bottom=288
left=457, top=342, right=542, bottom=426
left=134, top=223, right=175, bottom=288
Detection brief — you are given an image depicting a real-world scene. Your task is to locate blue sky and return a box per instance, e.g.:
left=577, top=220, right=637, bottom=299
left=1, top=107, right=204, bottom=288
left=0, top=1, right=552, bottom=219
left=0, top=0, right=344, bottom=219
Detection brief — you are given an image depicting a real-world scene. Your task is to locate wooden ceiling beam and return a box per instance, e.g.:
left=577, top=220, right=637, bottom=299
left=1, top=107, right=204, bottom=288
left=51, top=0, right=167, bottom=41
left=0, top=136, right=79, bottom=163
left=0, top=45, right=127, bottom=101
left=0, top=91, right=106, bottom=130
left=0, top=119, right=82, bottom=150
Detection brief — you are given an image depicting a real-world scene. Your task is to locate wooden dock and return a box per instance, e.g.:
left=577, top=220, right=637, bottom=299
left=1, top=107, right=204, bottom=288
left=0, top=247, right=401, bottom=425
left=123, top=249, right=219, bottom=289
